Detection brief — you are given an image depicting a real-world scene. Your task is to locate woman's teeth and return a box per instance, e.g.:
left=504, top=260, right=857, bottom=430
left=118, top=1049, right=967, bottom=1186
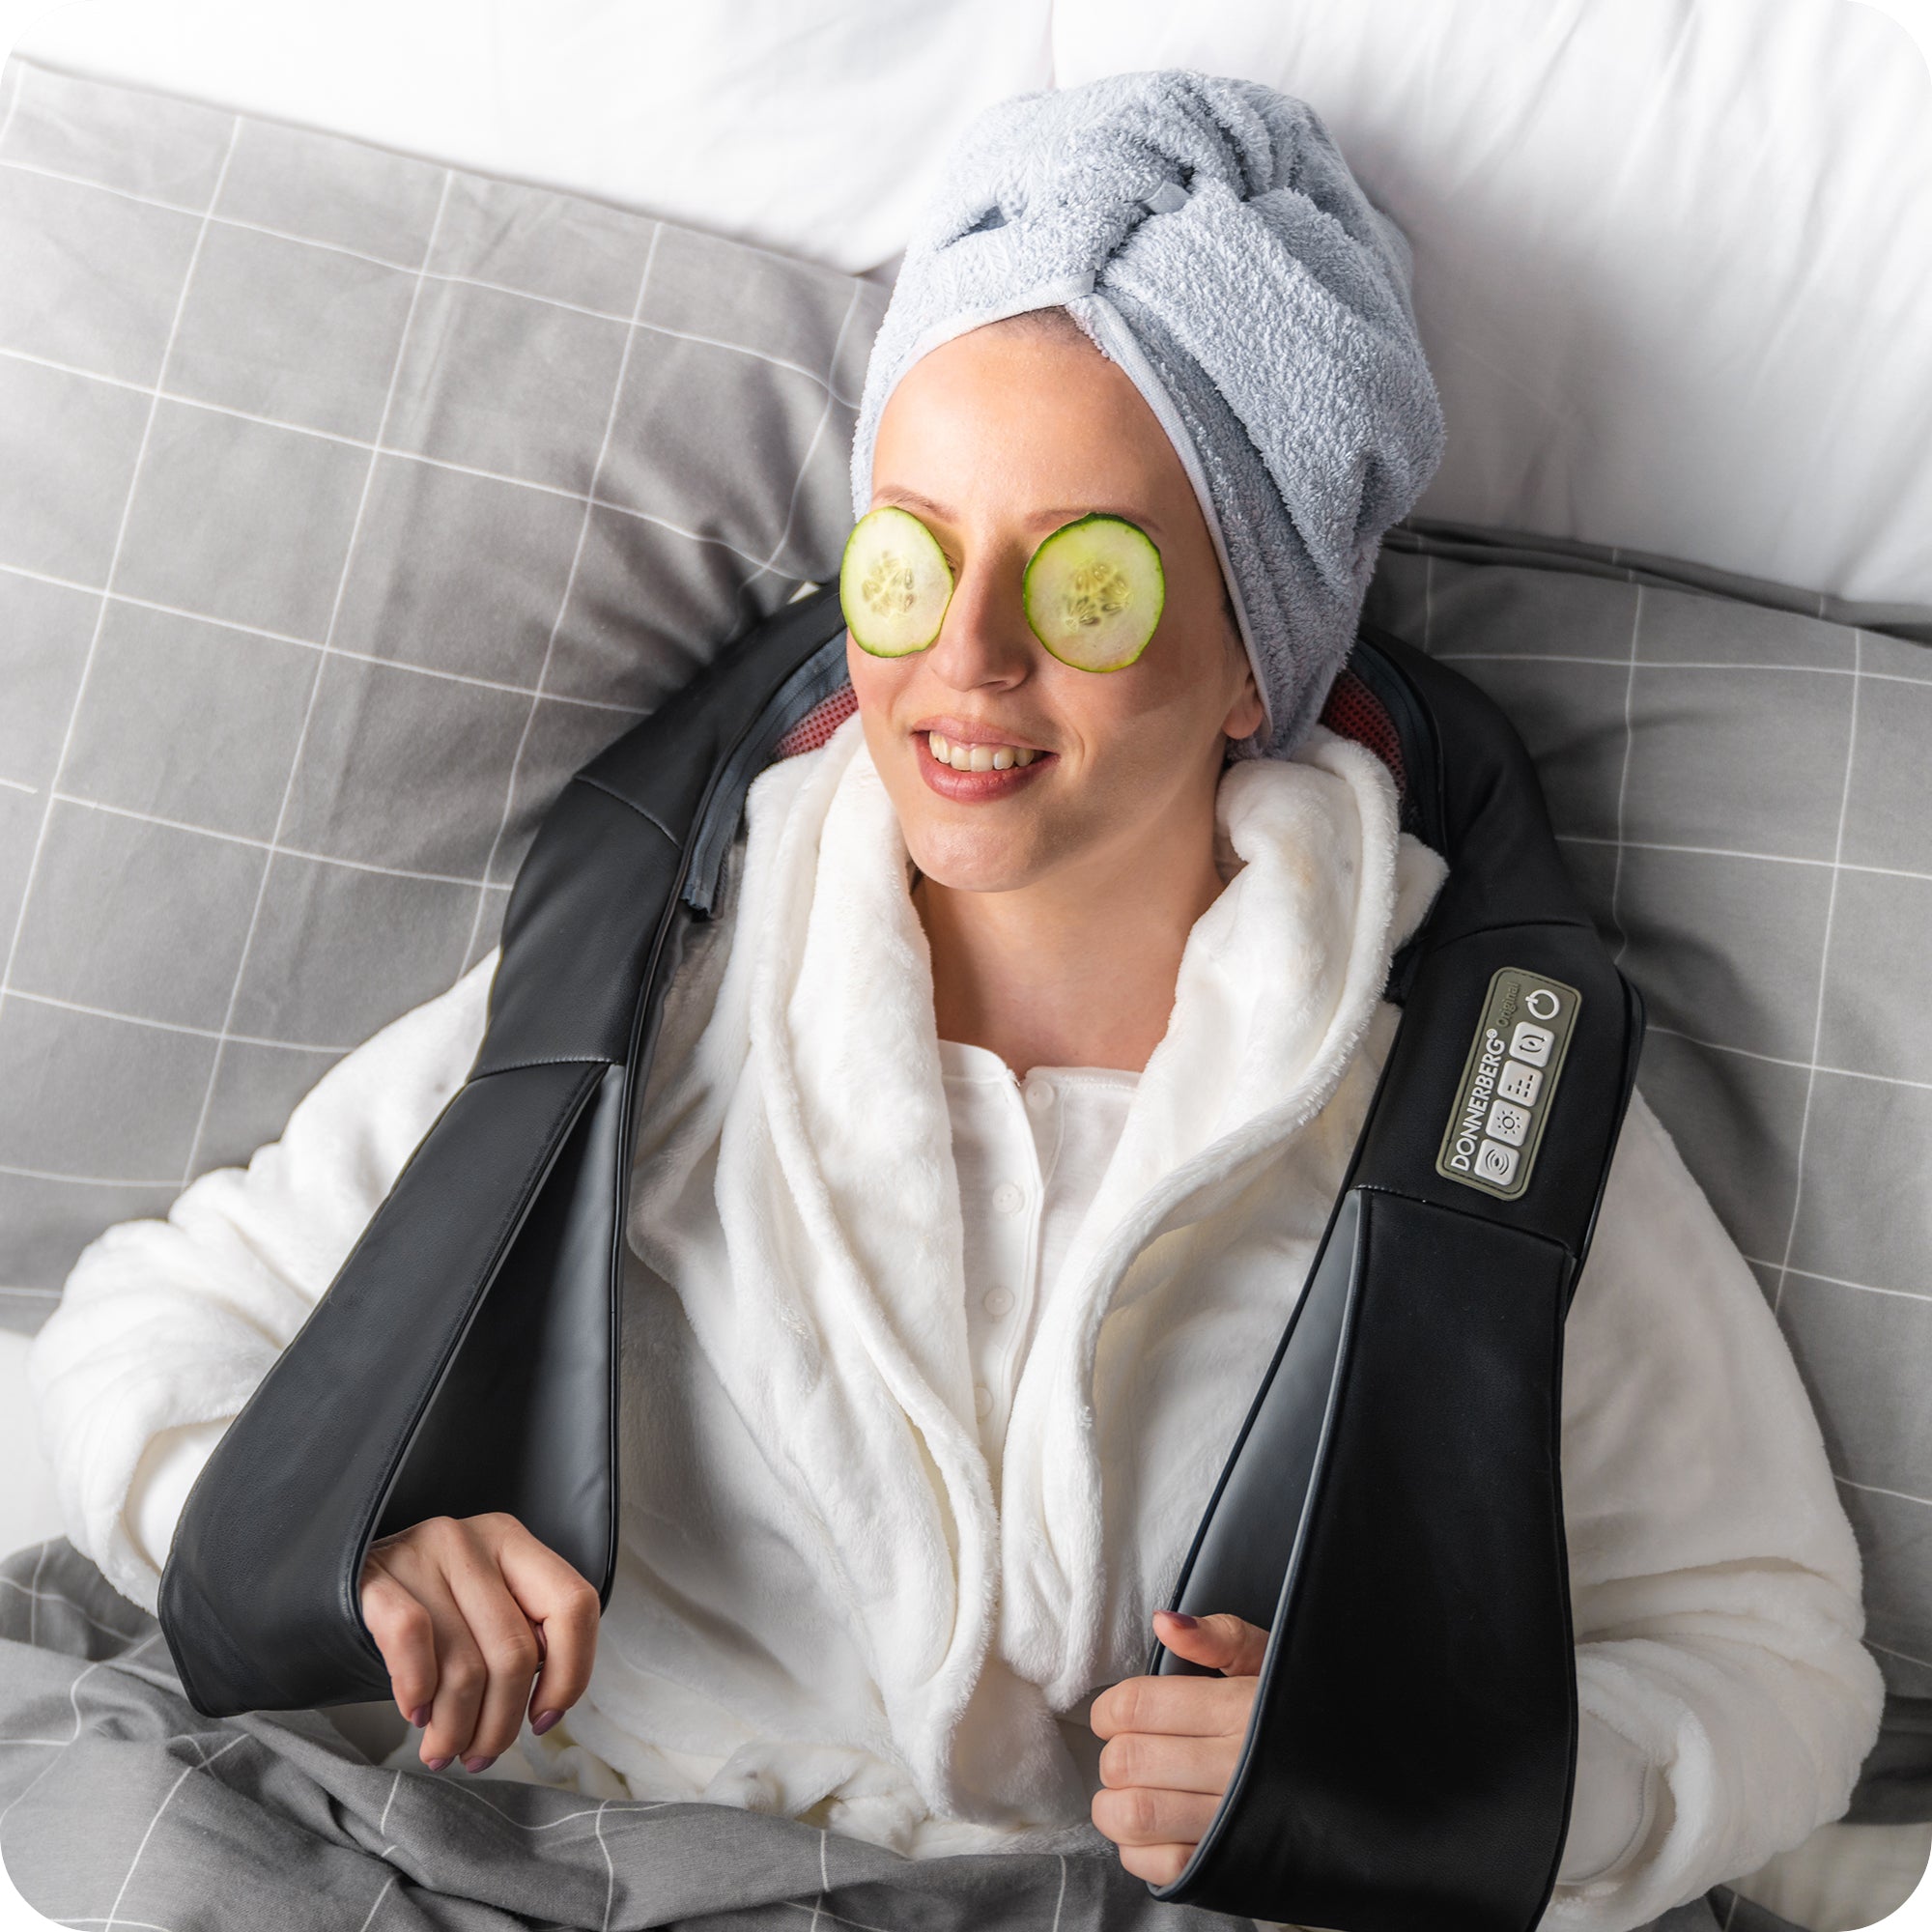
left=926, top=730, right=1038, bottom=773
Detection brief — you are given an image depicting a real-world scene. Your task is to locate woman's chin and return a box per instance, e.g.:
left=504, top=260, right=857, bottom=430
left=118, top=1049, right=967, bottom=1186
left=902, top=823, right=1055, bottom=897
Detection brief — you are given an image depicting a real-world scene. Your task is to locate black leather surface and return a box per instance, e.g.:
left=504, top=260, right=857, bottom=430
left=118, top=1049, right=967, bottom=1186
left=375, top=1061, right=629, bottom=1592
left=156, top=598, right=1642, bottom=1932
left=1147, top=630, right=1645, bottom=1928
left=1162, top=1189, right=1577, bottom=1932
left=158, top=1058, right=609, bottom=1713
left=157, top=589, right=853, bottom=1717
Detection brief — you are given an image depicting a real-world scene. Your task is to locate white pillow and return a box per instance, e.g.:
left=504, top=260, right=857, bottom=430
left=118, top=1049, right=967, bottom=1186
left=10, top=0, right=1054, bottom=278
left=1051, top=0, right=1932, bottom=605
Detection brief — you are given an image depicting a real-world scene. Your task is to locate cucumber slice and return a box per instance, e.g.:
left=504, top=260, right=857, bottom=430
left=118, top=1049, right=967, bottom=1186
left=1022, top=514, right=1165, bottom=671
left=840, top=506, right=954, bottom=657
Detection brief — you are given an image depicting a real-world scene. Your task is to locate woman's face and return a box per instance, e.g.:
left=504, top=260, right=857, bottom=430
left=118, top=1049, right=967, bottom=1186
left=849, top=319, right=1264, bottom=897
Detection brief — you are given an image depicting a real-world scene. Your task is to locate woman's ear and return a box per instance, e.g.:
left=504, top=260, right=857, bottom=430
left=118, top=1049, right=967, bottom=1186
left=1221, top=647, right=1266, bottom=745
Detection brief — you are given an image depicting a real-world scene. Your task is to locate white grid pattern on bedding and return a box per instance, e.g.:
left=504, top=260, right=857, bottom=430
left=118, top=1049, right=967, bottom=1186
left=1762, top=623, right=1856, bottom=1324
left=1605, top=583, right=1643, bottom=979
left=451, top=268, right=863, bottom=977
left=3, top=1538, right=1105, bottom=1932
left=0, top=561, right=654, bottom=711
left=1426, top=564, right=1898, bottom=1111
left=0, top=152, right=869, bottom=407
left=0, top=60, right=884, bottom=1319
left=1554, top=834, right=1932, bottom=888
left=0, top=343, right=810, bottom=577
left=0, top=298, right=874, bottom=1083
left=457, top=219, right=663, bottom=994
left=1456, top=627, right=1909, bottom=1241
left=1376, top=545, right=1932, bottom=1700
left=174, top=165, right=458, bottom=1188
left=0, top=1572, right=1078, bottom=1932
left=0, top=114, right=245, bottom=1179
left=3, top=1546, right=1105, bottom=1932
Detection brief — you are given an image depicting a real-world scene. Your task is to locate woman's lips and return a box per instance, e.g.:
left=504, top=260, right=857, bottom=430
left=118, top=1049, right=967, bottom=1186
left=915, top=731, right=1055, bottom=802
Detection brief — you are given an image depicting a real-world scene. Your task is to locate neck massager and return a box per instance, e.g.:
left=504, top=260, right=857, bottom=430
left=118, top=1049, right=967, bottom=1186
left=156, top=584, right=1644, bottom=1932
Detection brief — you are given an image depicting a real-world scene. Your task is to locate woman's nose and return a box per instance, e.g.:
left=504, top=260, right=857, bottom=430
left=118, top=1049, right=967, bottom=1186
left=924, top=558, right=1035, bottom=692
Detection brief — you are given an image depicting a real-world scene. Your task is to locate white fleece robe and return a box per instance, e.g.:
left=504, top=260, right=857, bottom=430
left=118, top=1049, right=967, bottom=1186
left=27, top=715, right=1885, bottom=1932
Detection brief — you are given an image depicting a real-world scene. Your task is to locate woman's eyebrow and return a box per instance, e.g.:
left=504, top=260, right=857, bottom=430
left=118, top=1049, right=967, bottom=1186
left=874, top=487, right=1162, bottom=537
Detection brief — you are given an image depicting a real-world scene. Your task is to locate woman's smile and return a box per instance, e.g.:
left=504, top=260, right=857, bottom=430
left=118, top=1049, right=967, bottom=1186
left=913, top=723, right=1057, bottom=801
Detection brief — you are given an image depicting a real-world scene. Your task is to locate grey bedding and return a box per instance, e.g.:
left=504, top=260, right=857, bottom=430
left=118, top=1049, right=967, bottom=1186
left=0, top=1541, right=1799, bottom=1932
left=0, top=58, right=882, bottom=1329
left=1367, top=525, right=1932, bottom=1724
left=0, top=1541, right=1240, bottom=1932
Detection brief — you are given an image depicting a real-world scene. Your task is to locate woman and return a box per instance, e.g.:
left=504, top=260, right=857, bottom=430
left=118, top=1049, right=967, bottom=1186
left=29, top=71, right=1883, bottom=1929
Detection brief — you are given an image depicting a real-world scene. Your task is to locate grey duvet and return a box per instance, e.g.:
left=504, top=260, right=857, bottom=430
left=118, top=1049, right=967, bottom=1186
left=0, top=1543, right=1791, bottom=1932
left=0, top=1541, right=1254, bottom=1932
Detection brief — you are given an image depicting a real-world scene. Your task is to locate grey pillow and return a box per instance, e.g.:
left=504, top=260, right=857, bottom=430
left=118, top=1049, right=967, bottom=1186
left=0, top=58, right=886, bottom=1325
left=1365, top=520, right=1932, bottom=1733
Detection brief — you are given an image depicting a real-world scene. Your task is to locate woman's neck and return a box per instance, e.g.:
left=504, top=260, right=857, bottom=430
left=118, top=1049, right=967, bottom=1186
left=914, top=810, right=1230, bottom=1078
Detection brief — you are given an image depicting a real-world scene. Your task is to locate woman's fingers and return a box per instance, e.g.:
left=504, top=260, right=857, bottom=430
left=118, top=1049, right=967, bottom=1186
left=404, top=1528, right=496, bottom=1766
left=1089, top=1667, right=1256, bottom=1743
left=1096, top=1725, right=1240, bottom=1798
left=1111, top=1839, right=1200, bottom=1889
left=441, top=1527, right=544, bottom=1768
left=359, top=1552, right=439, bottom=1728
left=484, top=1515, right=601, bottom=1729
left=1151, top=1607, right=1269, bottom=1676
left=361, top=1522, right=491, bottom=1770
left=1088, top=1628, right=1269, bottom=1882
left=357, top=1514, right=603, bottom=1772
left=1091, top=1779, right=1223, bottom=1853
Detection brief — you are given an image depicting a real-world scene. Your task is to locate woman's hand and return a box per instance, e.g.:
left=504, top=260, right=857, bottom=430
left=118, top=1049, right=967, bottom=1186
left=359, top=1512, right=601, bottom=1774
left=1088, top=1607, right=1268, bottom=1885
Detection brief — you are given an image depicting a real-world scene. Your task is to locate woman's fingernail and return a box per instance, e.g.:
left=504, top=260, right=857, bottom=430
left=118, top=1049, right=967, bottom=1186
left=409, top=1705, right=432, bottom=1728
left=463, top=1754, right=497, bottom=1775
left=1160, top=1610, right=1199, bottom=1630
left=531, top=1709, right=562, bottom=1737
left=423, top=1755, right=453, bottom=1772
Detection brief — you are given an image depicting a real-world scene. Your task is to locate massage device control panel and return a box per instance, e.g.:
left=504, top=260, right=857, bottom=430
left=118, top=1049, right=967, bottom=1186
left=1435, top=967, right=1581, bottom=1202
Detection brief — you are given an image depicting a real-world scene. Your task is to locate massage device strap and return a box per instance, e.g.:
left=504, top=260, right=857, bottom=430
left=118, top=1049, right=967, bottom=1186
left=1148, top=630, right=1644, bottom=1931
left=156, top=586, right=855, bottom=1713
left=156, top=594, right=1642, bottom=1932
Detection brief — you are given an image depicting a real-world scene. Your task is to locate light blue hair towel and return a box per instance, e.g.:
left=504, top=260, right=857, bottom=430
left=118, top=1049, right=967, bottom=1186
left=849, top=70, right=1447, bottom=759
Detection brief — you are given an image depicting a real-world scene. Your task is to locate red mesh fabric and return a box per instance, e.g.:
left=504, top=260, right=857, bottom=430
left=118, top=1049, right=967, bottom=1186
left=773, top=684, right=859, bottom=759
left=1318, top=668, right=1406, bottom=806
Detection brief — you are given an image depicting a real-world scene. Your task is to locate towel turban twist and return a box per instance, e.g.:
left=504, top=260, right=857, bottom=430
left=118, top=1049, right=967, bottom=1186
left=849, top=70, right=1446, bottom=759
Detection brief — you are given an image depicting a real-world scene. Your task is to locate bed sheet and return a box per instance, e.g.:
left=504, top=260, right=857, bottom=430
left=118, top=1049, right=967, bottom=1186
left=0, top=1541, right=1250, bottom=1932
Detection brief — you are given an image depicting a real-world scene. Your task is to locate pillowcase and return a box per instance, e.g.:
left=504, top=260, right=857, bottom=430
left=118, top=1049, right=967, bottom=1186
left=0, top=58, right=886, bottom=1328
left=9, top=0, right=1059, bottom=281
left=1364, top=520, right=1932, bottom=1736
left=1054, top=0, right=1932, bottom=609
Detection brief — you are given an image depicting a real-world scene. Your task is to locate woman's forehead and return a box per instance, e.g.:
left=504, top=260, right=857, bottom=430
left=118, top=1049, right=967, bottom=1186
left=872, top=482, right=1167, bottom=543
left=872, top=327, right=1187, bottom=521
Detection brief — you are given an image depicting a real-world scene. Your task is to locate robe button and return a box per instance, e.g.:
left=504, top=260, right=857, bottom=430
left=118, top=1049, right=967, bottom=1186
left=983, top=1286, right=1015, bottom=1316
left=1024, top=1079, right=1054, bottom=1113
left=973, top=1381, right=994, bottom=1417
left=992, top=1181, right=1026, bottom=1215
